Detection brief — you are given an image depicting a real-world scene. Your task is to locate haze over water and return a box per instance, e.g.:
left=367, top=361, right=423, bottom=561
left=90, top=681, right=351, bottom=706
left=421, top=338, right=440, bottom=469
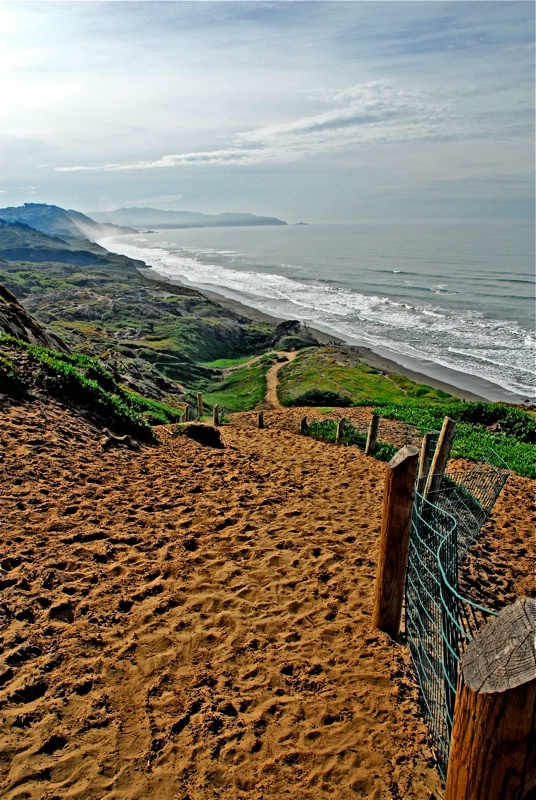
left=101, top=221, right=535, bottom=403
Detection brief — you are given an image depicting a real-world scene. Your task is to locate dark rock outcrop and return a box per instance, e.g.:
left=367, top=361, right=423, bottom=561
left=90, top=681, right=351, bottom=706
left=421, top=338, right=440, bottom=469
left=0, top=282, right=69, bottom=353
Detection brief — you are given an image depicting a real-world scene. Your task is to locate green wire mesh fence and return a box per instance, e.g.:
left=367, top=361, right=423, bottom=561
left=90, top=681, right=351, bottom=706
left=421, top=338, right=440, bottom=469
left=406, top=449, right=510, bottom=781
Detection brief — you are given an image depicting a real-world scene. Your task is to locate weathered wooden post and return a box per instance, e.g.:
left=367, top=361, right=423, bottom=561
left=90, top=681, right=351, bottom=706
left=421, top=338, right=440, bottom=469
left=213, top=404, right=219, bottom=426
left=182, top=404, right=189, bottom=423
left=372, top=445, right=419, bottom=638
left=300, top=416, right=308, bottom=433
left=423, top=416, right=456, bottom=499
left=335, top=418, right=345, bottom=442
left=418, top=432, right=434, bottom=479
left=197, top=392, right=203, bottom=419
left=365, top=414, right=380, bottom=456
left=445, top=598, right=536, bottom=800
left=258, top=410, right=264, bottom=429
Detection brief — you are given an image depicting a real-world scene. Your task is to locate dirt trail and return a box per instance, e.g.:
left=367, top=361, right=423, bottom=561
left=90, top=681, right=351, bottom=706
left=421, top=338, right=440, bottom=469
left=0, top=395, right=533, bottom=800
left=265, top=351, right=298, bottom=408
left=219, top=355, right=261, bottom=378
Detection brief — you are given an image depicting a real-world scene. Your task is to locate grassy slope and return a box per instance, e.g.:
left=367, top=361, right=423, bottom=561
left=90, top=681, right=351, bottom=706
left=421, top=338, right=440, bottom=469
left=0, top=222, right=275, bottom=401
left=274, top=348, right=534, bottom=477
left=277, top=347, right=458, bottom=406
left=0, top=334, right=185, bottom=440
left=203, top=354, right=281, bottom=412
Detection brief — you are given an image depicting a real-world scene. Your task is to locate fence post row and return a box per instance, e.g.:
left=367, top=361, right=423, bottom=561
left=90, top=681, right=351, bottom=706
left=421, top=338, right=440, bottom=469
left=372, top=444, right=419, bottom=638
left=365, top=413, right=380, bottom=456
left=445, top=598, right=536, bottom=800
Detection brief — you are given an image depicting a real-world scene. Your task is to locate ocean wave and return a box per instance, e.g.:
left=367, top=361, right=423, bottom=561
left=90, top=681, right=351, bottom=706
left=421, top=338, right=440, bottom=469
left=97, top=234, right=535, bottom=399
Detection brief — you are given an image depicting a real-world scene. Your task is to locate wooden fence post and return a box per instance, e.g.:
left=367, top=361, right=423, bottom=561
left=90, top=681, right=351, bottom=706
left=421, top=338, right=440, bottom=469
left=182, top=404, right=189, bottom=423
left=335, top=418, right=345, bottom=442
left=197, top=392, right=203, bottom=419
left=372, top=445, right=419, bottom=638
left=365, top=414, right=380, bottom=456
left=418, top=432, right=433, bottom=479
left=423, top=416, right=456, bottom=498
left=445, top=598, right=536, bottom=800
left=300, top=416, right=308, bottom=433
left=258, top=410, right=264, bottom=429
left=213, top=404, right=219, bottom=426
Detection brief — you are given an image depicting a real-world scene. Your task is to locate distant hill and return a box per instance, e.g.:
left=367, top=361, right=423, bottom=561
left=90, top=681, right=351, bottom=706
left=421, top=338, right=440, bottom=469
left=0, top=203, right=136, bottom=240
left=90, top=207, right=287, bottom=229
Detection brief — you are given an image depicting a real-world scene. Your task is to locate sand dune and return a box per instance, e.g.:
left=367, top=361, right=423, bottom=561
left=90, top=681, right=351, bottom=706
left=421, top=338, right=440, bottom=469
left=0, top=398, right=533, bottom=799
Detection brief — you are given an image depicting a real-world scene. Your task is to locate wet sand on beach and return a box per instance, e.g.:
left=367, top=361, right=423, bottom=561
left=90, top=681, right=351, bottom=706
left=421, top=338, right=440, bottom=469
left=138, top=267, right=489, bottom=403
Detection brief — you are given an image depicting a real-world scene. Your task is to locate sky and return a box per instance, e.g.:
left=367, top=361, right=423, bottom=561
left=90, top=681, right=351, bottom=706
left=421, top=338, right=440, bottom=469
left=0, top=0, right=534, bottom=223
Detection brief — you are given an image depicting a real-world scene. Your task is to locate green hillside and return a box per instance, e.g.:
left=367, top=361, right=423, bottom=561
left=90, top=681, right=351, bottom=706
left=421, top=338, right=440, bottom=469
left=0, top=219, right=277, bottom=404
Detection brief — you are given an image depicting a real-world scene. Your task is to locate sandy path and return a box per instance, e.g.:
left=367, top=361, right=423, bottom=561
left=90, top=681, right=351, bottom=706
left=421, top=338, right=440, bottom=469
left=265, top=351, right=298, bottom=409
left=0, top=397, right=443, bottom=800
left=0, top=398, right=533, bottom=800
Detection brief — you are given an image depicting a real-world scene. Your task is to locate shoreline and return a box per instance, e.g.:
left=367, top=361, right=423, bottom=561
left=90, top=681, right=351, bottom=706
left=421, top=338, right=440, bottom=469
left=138, top=267, right=492, bottom=403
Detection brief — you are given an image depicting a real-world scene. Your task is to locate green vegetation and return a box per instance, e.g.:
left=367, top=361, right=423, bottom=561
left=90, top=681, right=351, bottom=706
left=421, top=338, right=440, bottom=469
left=377, top=402, right=535, bottom=478
left=285, top=388, right=353, bottom=407
left=202, top=355, right=255, bottom=369
left=302, top=418, right=397, bottom=463
left=0, top=334, right=184, bottom=439
left=277, top=348, right=459, bottom=407
left=203, top=358, right=271, bottom=412
left=272, top=320, right=318, bottom=351
left=0, top=219, right=277, bottom=402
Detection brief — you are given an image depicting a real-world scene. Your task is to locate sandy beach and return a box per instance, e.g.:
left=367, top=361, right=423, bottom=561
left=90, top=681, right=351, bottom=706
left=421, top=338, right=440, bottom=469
left=1, top=390, right=534, bottom=800
left=138, top=268, right=490, bottom=404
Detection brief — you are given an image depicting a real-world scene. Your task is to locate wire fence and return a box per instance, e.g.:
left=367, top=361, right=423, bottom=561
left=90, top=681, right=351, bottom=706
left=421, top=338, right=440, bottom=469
left=406, top=449, right=510, bottom=781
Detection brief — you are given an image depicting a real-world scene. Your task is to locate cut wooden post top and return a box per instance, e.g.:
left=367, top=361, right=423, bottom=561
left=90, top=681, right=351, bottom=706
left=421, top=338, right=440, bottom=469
left=461, top=597, right=536, bottom=693
left=387, top=444, right=420, bottom=469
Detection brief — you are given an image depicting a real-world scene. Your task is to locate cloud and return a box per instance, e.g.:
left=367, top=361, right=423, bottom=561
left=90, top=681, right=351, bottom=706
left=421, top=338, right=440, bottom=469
left=54, top=81, right=448, bottom=173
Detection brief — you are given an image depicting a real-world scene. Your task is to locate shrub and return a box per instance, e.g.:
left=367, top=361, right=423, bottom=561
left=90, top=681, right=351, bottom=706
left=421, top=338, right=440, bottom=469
left=286, top=389, right=353, bottom=408
left=126, top=393, right=184, bottom=425
left=373, top=441, right=398, bottom=462
left=275, top=335, right=312, bottom=351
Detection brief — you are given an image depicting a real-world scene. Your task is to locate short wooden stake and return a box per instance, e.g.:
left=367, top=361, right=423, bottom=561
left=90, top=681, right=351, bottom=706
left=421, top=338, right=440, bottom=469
left=258, top=410, right=264, bottom=429
left=365, top=414, right=380, bottom=456
left=197, top=392, right=203, bottom=418
left=335, top=418, right=345, bottom=442
left=372, top=445, right=419, bottom=638
left=300, top=416, right=308, bottom=433
left=213, top=404, right=219, bottom=426
left=445, top=598, right=536, bottom=800
left=423, top=416, right=456, bottom=499
left=182, top=404, right=189, bottom=423
left=418, top=432, right=433, bottom=479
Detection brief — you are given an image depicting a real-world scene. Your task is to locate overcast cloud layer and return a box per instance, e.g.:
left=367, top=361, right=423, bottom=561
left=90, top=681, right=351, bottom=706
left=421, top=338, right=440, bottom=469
left=1, top=1, right=534, bottom=222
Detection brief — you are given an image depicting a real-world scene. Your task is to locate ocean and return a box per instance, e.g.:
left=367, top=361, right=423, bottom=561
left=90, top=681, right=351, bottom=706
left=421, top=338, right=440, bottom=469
left=98, top=221, right=535, bottom=403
